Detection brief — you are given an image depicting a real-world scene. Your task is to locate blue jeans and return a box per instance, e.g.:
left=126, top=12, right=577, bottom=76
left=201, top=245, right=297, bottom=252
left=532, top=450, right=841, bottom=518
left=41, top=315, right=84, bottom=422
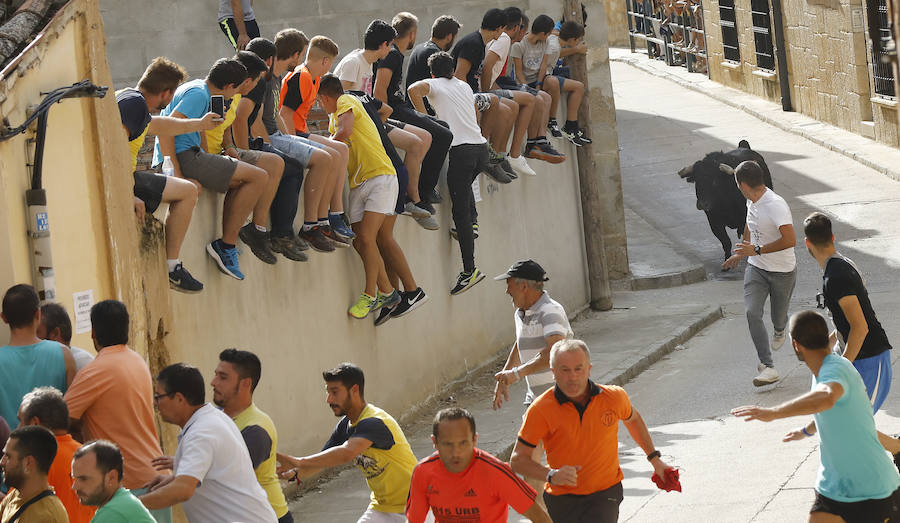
left=130, top=487, right=173, bottom=523
left=744, top=264, right=796, bottom=368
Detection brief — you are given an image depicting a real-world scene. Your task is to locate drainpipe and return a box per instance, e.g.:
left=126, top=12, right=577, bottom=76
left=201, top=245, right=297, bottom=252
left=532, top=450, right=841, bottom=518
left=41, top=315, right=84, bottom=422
left=770, top=0, right=793, bottom=111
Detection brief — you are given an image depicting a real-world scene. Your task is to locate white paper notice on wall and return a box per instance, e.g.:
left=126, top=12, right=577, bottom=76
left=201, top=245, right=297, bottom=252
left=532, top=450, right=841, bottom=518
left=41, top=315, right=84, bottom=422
left=472, top=177, right=482, bottom=203
left=851, top=7, right=864, bottom=32
left=73, top=290, right=94, bottom=334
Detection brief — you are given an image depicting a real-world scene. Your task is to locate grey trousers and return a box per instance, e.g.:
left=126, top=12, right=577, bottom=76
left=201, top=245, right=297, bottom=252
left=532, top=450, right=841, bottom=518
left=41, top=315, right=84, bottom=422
left=744, top=264, right=796, bottom=368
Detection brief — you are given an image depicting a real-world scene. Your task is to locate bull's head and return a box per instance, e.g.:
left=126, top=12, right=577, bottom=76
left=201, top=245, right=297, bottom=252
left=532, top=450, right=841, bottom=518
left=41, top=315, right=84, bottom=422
left=678, top=159, right=737, bottom=212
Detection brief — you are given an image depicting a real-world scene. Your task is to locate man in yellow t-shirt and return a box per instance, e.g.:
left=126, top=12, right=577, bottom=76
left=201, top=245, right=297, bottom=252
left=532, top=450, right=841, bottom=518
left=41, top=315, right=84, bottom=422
left=318, top=74, right=409, bottom=320
left=116, top=57, right=221, bottom=293
left=0, top=426, right=68, bottom=522
left=211, top=349, right=291, bottom=522
left=278, top=363, right=417, bottom=522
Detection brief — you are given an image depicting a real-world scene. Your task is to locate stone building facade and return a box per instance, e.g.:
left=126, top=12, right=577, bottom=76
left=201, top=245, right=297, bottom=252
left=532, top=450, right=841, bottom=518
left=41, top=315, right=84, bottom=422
left=701, top=0, right=899, bottom=146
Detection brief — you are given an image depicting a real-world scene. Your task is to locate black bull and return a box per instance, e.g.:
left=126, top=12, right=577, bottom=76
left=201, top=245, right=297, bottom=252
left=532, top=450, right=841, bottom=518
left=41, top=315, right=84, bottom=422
left=677, top=141, right=773, bottom=261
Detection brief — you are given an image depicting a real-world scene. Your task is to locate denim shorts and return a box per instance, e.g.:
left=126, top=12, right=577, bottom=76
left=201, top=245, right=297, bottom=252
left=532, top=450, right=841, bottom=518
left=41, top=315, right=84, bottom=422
left=270, top=131, right=324, bottom=169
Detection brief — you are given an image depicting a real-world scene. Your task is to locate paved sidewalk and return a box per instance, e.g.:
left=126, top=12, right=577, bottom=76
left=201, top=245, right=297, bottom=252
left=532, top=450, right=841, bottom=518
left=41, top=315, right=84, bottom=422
left=609, top=47, right=900, bottom=184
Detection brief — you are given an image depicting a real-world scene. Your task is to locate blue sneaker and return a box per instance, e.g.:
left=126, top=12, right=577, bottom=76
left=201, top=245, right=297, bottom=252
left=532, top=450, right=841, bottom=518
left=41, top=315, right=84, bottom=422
left=329, top=215, right=356, bottom=241
left=206, top=240, right=244, bottom=280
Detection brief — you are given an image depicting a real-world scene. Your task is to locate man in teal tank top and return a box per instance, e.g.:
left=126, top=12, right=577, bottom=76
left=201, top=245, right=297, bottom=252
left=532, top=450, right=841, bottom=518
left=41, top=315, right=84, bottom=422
left=733, top=310, right=900, bottom=522
left=0, top=285, right=75, bottom=429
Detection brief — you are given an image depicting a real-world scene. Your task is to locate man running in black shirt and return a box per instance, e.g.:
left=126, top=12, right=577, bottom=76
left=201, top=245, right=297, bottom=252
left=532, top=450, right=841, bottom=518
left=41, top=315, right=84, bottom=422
left=374, top=12, right=453, bottom=205
left=803, top=211, right=900, bottom=462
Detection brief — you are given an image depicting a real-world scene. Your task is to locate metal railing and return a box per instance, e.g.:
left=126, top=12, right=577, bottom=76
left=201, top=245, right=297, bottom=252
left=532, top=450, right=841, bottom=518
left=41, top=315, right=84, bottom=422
left=626, top=0, right=710, bottom=75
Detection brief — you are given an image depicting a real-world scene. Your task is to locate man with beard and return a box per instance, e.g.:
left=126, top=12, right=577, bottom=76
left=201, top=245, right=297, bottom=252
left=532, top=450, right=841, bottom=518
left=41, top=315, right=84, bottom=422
left=118, top=58, right=222, bottom=292
left=71, top=440, right=155, bottom=522
left=733, top=310, right=900, bottom=522
left=0, top=425, right=67, bottom=522
left=406, top=407, right=551, bottom=522
left=210, top=349, right=292, bottom=522
left=277, top=363, right=417, bottom=523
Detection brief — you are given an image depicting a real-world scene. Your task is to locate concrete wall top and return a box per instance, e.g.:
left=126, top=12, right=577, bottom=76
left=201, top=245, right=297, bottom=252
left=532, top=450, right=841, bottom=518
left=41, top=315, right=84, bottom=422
left=100, top=0, right=576, bottom=88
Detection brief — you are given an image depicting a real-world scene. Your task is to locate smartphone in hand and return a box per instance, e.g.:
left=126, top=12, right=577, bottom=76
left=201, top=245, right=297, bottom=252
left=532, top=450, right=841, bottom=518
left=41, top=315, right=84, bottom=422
left=210, top=95, right=225, bottom=118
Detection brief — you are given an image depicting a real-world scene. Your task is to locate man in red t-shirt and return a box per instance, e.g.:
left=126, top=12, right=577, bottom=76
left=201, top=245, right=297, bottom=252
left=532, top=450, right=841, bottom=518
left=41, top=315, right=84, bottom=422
left=406, top=408, right=551, bottom=523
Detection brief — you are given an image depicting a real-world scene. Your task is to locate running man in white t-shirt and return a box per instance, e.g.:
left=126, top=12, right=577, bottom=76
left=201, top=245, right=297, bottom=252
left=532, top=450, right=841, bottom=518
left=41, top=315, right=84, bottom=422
left=723, top=160, right=797, bottom=387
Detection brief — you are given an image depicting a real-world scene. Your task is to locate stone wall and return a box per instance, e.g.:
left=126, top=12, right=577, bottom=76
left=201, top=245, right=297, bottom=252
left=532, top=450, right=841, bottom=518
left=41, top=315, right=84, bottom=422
left=702, top=0, right=900, bottom=146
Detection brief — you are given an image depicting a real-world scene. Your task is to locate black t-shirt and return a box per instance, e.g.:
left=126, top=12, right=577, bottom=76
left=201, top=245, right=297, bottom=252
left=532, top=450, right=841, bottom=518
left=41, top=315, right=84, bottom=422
left=245, top=74, right=281, bottom=136
left=322, top=416, right=395, bottom=451
left=823, top=255, right=891, bottom=359
left=406, top=41, right=442, bottom=88
left=245, top=77, right=266, bottom=129
left=451, top=31, right=486, bottom=92
left=374, top=44, right=407, bottom=108
left=116, top=88, right=151, bottom=140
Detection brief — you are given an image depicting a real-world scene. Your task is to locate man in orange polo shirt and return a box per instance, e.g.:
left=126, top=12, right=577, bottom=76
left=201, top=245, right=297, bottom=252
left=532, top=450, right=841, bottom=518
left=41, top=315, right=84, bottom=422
left=510, top=339, right=676, bottom=521
left=406, top=407, right=550, bottom=522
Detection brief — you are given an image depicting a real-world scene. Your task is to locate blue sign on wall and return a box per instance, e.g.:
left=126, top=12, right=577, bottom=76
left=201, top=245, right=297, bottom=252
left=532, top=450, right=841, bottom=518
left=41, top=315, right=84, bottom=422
left=36, top=212, right=49, bottom=232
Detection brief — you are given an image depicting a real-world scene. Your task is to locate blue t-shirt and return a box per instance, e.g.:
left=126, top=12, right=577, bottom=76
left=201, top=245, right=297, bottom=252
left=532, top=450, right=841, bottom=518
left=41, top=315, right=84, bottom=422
left=0, top=340, right=67, bottom=429
left=814, top=353, right=900, bottom=501
left=152, top=79, right=210, bottom=165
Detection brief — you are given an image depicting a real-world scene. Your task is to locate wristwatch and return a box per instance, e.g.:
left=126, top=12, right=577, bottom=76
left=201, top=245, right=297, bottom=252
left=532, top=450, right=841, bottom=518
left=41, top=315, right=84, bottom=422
left=754, top=244, right=762, bottom=256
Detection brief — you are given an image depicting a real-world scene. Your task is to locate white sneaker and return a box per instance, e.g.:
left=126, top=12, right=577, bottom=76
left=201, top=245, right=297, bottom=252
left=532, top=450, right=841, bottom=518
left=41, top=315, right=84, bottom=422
left=507, top=154, right=537, bottom=177
left=753, top=364, right=779, bottom=387
left=771, top=330, right=786, bottom=351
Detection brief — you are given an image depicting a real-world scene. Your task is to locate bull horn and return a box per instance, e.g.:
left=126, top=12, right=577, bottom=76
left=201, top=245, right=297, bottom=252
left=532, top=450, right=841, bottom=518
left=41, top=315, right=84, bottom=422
left=719, top=163, right=734, bottom=175
left=678, top=165, right=693, bottom=178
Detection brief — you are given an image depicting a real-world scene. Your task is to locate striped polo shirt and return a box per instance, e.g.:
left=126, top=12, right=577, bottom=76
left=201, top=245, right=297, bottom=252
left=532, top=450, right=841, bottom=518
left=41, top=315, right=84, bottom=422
left=515, top=292, right=573, bottom=396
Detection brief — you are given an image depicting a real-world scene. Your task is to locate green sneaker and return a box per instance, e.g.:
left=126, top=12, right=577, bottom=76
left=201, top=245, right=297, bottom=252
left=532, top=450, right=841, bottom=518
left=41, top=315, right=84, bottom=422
left=348, top=293, right=376, bottom=319
left=373, top=290, right=401, bottom=311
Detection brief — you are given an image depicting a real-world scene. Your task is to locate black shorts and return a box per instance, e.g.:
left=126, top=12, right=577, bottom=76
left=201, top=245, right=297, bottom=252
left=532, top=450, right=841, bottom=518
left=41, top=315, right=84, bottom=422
left=810, top=489, right=900, bottom=523
left=544, top=482, right=623, bottom=523
left=133, top=170, right=167, bottom=213
left=384, top=118, right=406, bottom=132
left=218, top=18, right=260, bottom=50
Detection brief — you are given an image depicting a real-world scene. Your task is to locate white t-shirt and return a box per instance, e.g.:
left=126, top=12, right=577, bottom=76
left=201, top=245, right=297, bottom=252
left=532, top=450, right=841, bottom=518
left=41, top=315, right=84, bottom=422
left=334, top=49, right=374, bottom=95
left=485, top=32, right=512, bottom=88
left=217, top=0, right=254, bottom=22
left=175, top=404, right=277, bottom=523
left=746, top=189, right=796, bottom=273
left=422, top=77, right=486, bottom=147
left=69, top=345, right=94, bottom=371
left=510, top=37, right=551, bottom=83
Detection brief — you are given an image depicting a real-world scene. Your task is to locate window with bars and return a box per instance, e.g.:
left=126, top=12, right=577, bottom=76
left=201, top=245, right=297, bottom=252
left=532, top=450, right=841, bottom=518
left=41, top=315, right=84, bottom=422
left=869, top=0, right=896, bottom=97
left=719, top=0, right=740, bottom=61
left=750, top=0, right=775, bottom=70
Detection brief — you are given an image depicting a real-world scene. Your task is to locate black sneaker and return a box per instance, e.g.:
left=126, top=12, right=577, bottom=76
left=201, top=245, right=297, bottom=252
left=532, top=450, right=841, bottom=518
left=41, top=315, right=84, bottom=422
left=562, top=127, right=589, bottom=146
left=269, top=235, right=308, bottom=262
left=575, top=128, right=593, bottom=144
left=169, top=263, right=204, bottom=293
left=390, top=288, right=429, bottom=317
left=321, top=224, right=351, bottom=248
left=415, top=201, right=435, bottom=215
left=424, top=189, right=443, bottom=204
left=299, top=225, right=336, bottom=253
left=498, top=158, right=517, bottom=179
left=450, top=268, right=485, bottom=295
left=485, top=163, right=513, bottom=184
left=373, top=305, right=395, bottom=326
left=525, top=141, right=566, bottom=163
left=239, top=224, right=277, bottom=264
left=547, top=119, right=563, bottom=138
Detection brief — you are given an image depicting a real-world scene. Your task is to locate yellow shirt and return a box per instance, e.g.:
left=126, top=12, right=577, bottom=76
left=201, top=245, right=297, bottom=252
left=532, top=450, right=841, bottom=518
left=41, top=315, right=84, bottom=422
left=328, top=94, right=396, bottom=188
left=323, top=403, right=417, bottom=513
left=0, top=488, right=68, bottom=523
left=204, top=94, right=241, bottom=154
left=232, top=403, right=288, bottom=518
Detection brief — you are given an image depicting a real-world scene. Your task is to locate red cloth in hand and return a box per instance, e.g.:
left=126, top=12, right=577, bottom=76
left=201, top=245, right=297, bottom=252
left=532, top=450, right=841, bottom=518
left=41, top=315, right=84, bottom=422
left=651, top=467, right=682, bottom=492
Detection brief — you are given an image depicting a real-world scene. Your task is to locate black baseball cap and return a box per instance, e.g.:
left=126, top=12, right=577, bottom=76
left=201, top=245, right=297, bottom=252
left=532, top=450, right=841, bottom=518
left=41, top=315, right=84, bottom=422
left=493, top=259, right=549, bottom=282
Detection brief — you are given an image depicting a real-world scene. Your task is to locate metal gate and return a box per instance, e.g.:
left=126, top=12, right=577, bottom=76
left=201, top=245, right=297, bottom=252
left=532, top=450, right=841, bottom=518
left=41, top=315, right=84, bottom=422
left=626, top=0, right=710, bottom=76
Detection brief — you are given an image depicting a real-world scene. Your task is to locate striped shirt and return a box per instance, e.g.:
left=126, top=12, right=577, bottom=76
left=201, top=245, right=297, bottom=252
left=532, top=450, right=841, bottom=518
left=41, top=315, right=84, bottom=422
left=515, top=292, right=573, bottom=395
